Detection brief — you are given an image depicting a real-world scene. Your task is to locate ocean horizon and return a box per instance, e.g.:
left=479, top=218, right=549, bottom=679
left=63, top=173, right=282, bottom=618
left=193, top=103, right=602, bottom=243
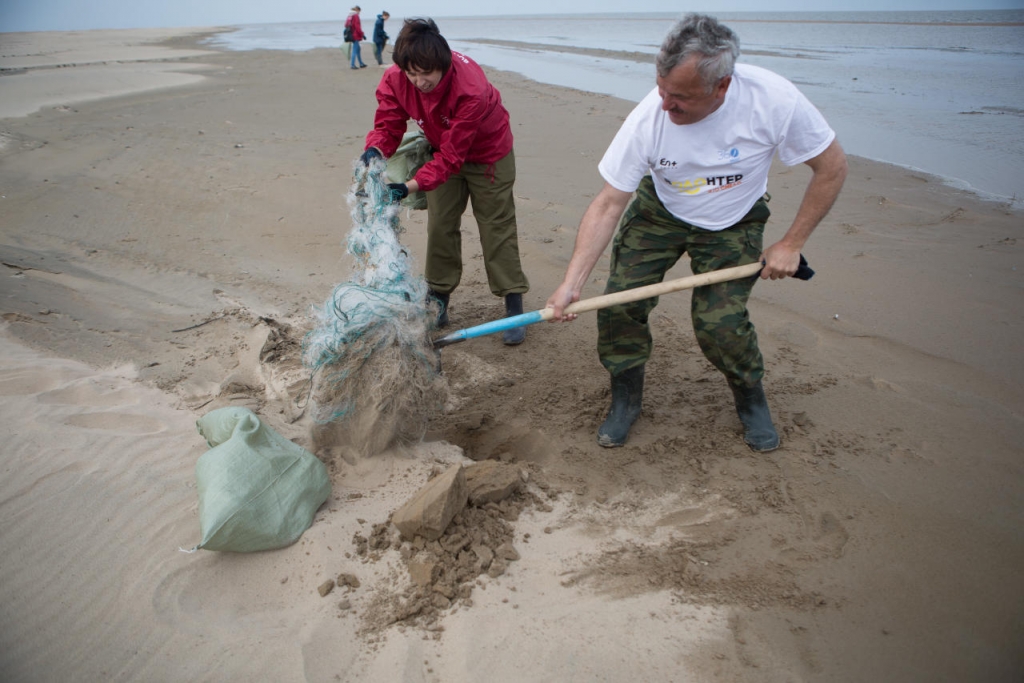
left=207, top=10, right=1024, bottom=205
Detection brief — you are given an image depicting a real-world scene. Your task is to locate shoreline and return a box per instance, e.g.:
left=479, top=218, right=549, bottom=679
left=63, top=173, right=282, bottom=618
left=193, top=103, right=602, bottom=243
left=1, top=27, right=1022, bottom=683
left=209, top=21, right=1024, bottom=206
left=4, top=26, right=1019, bottom=211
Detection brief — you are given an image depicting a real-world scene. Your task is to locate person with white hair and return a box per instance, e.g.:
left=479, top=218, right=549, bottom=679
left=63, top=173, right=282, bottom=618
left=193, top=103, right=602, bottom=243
left=546, top=14, right=848, bottom=452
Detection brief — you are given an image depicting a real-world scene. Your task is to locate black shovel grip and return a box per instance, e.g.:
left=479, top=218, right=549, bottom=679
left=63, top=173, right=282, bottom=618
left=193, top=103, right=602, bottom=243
left=762, top=254, right=814, bottom=280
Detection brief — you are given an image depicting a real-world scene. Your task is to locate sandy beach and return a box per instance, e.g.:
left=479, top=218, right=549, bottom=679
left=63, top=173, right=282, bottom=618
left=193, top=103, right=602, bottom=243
left=1, top=28, right=1022, bottom=682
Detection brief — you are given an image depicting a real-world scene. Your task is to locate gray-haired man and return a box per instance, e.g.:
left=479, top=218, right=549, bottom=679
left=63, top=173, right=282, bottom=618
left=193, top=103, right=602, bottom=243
left=546, top=14, right=847, bottom=451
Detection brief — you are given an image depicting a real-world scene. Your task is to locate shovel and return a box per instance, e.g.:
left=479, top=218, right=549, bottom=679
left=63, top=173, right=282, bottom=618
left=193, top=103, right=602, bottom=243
left=433, top=256, right=814, bottom=349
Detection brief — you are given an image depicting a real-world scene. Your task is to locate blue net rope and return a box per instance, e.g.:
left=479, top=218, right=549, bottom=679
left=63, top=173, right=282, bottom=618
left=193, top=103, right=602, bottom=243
left=302, top=157, right=445, bottom=452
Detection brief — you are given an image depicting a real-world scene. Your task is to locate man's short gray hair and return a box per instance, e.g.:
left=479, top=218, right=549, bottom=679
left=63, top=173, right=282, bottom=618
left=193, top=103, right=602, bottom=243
left=656, top=14, right=740, bottom=92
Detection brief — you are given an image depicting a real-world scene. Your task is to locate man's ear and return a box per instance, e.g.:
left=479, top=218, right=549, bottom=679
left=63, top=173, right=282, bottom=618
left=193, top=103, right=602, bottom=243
left=715, top=75, right=732, bottom=98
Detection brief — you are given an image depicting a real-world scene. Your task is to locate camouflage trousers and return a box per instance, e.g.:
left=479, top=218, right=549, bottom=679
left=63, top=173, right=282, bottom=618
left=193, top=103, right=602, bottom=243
left=597, top=175, right=770, bottom=388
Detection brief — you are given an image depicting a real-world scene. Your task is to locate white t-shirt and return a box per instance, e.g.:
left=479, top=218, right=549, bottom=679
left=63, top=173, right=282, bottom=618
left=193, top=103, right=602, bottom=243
left=598, top=63, right=835, bottom=231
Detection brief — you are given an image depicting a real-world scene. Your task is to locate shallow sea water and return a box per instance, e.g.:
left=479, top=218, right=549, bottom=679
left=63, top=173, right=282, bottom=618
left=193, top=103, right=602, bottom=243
left=209, top=11, right=1024, bottom=202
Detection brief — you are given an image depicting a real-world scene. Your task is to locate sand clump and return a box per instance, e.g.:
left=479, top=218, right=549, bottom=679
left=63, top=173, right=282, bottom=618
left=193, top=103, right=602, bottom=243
left=344, top=461, right=557, bottom=634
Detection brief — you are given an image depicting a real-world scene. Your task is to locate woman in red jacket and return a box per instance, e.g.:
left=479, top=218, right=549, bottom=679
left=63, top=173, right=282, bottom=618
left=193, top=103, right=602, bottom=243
left=345, top=6, right=367, bottom=69
left=361, top=18, right=530, bottom=345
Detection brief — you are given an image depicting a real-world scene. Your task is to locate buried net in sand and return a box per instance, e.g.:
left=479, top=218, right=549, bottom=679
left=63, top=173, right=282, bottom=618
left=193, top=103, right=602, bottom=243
left=302, top=158, right=447, bottom=456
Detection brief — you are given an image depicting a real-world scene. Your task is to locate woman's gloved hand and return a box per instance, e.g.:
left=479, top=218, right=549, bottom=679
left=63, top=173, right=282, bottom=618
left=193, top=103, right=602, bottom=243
left=359, top=147, right=383, bottom=166
left=386, top=183, right=409, bottom=203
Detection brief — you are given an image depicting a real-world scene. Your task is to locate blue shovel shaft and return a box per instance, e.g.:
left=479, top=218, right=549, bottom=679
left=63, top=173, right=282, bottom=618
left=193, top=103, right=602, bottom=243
left=433, top=309, right=550, bottom=348
left=432, top=260, right=781, bottom=349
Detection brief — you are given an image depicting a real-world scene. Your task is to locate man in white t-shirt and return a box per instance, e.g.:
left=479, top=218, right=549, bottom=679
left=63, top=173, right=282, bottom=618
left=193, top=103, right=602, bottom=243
left=546, top=14, right=847, bottom=452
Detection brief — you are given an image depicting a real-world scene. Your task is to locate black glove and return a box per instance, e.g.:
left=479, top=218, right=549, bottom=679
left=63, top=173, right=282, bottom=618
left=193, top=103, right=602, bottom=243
left=792, top=254, right=815, bottom=281
left=386, top=183, right=409, bottom=203
left=359, top=147, right=382, bottom=166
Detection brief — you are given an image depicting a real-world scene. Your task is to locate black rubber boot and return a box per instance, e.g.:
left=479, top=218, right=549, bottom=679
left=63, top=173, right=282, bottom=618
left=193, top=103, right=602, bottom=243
left=502, top=293, right=526, bottom=346
left=730, top=380, right=780, bottom=452
left=429, top=289, right=450, bottom=328
left=597, top=365, right=644, bottom=448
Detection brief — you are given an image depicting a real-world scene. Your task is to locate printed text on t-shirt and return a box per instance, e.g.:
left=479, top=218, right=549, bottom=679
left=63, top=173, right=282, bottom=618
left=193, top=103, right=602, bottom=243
left=665, top=174, right=744, bottom=195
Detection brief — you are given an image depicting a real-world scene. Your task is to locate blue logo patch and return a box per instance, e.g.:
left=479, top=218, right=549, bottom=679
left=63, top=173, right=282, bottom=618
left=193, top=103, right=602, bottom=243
left=717, top=147, right=740, bottom=163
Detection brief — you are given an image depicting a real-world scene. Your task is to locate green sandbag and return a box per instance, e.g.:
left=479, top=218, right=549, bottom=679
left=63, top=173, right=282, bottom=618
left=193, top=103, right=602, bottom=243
left=386, top=130, right=433, bottom=210
left=188, top=407, right=331, bottom=553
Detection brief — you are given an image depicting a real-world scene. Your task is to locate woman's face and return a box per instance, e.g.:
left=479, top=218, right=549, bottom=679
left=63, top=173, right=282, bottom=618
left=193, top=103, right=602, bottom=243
left=404, top=67, right=443, bottom=93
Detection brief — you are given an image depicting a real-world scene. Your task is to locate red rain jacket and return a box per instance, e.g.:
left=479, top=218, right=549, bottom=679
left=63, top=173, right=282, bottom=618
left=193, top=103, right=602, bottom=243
left=345, top=13, right=365, bottom=42
left=364, top=51, right=514, bottom=192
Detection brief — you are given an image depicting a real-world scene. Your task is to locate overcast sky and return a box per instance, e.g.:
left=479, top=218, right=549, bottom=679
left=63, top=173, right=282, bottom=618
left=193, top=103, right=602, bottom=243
left=2, top=0, right=1021, bottom=33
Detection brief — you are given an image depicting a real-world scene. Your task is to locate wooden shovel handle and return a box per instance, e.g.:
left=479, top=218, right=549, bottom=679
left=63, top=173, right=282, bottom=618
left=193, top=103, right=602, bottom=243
left=541, top=261, right=764, bottom=321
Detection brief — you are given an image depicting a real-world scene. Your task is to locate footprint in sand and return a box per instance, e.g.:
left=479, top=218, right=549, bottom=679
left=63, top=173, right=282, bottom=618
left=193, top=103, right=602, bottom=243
left=655, top=495, right=737, bottom=529
left=816, top=511, right=850, bottom=558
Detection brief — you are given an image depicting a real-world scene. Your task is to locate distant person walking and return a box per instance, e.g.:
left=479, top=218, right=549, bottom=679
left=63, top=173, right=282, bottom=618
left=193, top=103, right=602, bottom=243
left=373, top=11, right=390, bottom=67
left=345, top=6, right=367, bottom=69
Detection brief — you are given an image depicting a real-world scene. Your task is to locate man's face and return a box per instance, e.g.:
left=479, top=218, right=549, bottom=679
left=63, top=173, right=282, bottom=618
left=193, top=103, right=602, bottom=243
left=405, top=67, right=443, bottom=93
left=656, top=56, right=731, bottom=125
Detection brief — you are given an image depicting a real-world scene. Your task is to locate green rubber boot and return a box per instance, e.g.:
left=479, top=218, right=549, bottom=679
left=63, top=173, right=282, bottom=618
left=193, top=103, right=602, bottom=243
left=730, top=380, right=780, bottom=452
left=429, top=289, right=450, bottom=329
left=502, top=293, right=526, bottom=346
left=597, top=365, right=644, bottom=448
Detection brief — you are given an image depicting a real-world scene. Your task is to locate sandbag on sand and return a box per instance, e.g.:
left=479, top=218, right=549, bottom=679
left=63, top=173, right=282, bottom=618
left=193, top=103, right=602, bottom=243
left=187, top=406, right=331, bottom=553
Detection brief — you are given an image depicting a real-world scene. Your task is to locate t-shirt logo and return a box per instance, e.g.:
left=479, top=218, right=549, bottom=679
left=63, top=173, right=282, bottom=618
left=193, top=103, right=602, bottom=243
left=665, top=174, right=744, bottom=195
left=718, top=147, right=741, bottom=162
left=666, top=177, right=707, bottom=195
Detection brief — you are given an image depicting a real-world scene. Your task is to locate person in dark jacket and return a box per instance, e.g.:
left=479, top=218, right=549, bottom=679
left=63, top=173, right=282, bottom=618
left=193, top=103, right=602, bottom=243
left=372, top=11, right=390, bottom=66
left=360, top=18, right=530, bottom=345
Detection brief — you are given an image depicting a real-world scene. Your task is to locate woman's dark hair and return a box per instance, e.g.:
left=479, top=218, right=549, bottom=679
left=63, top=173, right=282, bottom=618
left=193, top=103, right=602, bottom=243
left=392, top=18, right=452, bottom=74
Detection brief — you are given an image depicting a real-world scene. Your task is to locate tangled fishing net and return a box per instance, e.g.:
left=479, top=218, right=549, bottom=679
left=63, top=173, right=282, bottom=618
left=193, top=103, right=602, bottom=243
left=303, top=157, right=447, bottom=456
